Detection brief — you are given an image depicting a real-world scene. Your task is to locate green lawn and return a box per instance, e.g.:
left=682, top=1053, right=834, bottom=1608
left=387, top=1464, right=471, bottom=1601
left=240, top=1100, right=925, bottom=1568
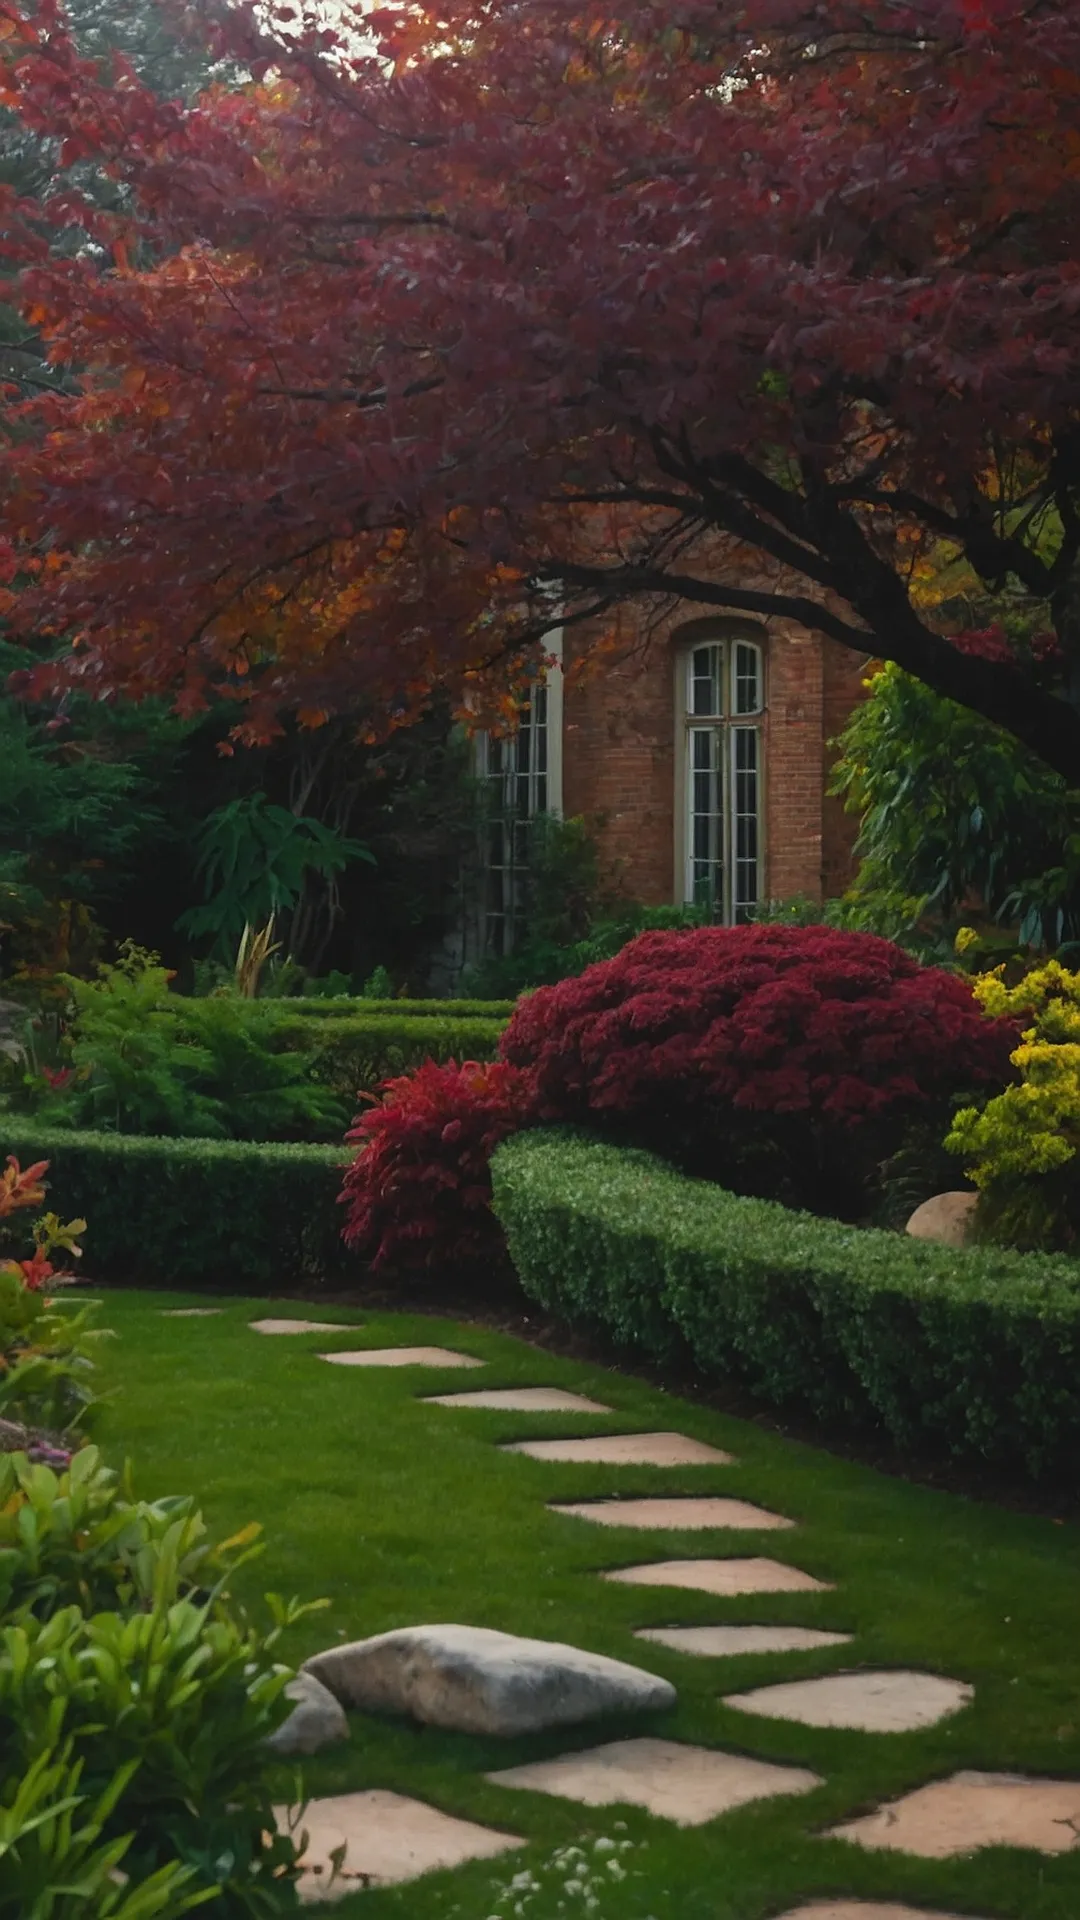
left=93, top=1290, right=1080, bottom=1920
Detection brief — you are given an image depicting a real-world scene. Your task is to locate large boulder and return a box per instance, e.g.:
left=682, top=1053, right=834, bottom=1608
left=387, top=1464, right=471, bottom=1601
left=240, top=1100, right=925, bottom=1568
left=905, top=1191, right=978, bottom=1248
left=303, top=1624, right=676, bottom=1736
left=266, top=1670, right=349, bottom=1756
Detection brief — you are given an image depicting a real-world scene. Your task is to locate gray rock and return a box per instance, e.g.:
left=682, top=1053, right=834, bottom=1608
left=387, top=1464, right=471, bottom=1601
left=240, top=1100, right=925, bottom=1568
left=905, top=1191, right=978, bottom=1248
left=266, top=1670, right=349, bottom=1756
left=304, top=1624, right=676, bottom=1737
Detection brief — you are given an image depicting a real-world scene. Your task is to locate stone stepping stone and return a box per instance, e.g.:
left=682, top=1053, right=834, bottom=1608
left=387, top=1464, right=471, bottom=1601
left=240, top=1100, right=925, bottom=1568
left=304, top=1623, right=675, bottom=1734
left=251, top=1317, right=357, bottom=1335
left=725, top=1669, right=972, bottom=1733
left=604, top=1558, right=832, bottom=1595
left=503, top=1432, right=734, bottom=1466
left=553, top=1496, right=792, bottom=1531
left=827, top=1769, right=1080, bottom=1857
left=488, top=1735, right=821, bottom=1827
left=274, top=1788, right=521, bottom=1901
left=318, top=1347, right=483, bottom=1369
left=637, top=1625, right=852, bottom=1657
left=779, top=1906, right=992, bottom=1919
left=160, top=1307, right=222, bottom=1317
left=423, top=1387, right=611, bottom=1412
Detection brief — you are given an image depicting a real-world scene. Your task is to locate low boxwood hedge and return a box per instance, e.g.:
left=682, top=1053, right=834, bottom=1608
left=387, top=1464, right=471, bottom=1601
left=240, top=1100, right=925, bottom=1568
left=4, top=1128, right=352, bottom=1290
left=262, top=1010, right=508, bottom=1103
left=490, top=1129, right=1080, bottom=1478
left=261, top=996, right=516, bottom=1020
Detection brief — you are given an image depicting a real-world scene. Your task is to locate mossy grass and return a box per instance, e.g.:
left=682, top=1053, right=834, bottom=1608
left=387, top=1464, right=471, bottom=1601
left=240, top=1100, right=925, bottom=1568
left=93, top=1291, right=1080, bottom=1920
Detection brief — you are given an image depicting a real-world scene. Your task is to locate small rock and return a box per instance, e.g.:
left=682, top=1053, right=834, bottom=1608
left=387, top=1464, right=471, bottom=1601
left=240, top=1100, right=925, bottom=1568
left=266, top=1671, right=349, bottom=1756
left=304, top=1624, right=676, bottom=1736
left=905, top=1191, right=978, bottom=1248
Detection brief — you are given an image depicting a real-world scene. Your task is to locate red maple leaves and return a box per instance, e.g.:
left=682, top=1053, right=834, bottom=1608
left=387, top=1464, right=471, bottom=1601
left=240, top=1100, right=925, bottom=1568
left=0, top=0, right=1077, bottom=763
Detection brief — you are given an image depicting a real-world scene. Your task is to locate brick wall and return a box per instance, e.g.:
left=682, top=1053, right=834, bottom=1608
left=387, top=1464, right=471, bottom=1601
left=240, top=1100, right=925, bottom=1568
left=560, top=597, right=867, bottom=908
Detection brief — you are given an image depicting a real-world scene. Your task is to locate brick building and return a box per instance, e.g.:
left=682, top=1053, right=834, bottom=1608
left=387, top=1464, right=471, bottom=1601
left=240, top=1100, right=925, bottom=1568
left=474, top=582, right=871, bottom=956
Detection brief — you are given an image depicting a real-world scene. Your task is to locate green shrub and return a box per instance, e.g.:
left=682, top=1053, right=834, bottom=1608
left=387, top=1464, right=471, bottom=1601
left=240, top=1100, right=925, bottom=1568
left=34, top=949, right=348, bottom=1142
left=1, top=1130, right=350, bottom=1290
left=491, top=1130, right=1080, bottom=1478
left=0, top=1272, right=103, bottom=1435
left=0, top=1445, right=247, bottom=1620
left=0, top=1743, right=212, bottom=1920
left=0, top=1450, right=317, bottom=1918
left=255, top=997, right=515, bottom=1020
left=261, top=1010, right=507, bottom=1104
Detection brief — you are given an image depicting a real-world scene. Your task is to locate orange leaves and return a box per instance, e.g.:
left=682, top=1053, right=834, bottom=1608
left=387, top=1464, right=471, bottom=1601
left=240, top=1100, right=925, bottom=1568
left=0, top=1156, right=49, bottom=1221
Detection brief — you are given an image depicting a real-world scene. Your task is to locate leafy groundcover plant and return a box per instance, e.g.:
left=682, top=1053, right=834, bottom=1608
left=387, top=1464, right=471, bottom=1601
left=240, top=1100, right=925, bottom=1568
left=0, top=1447, right=322, bottom=1919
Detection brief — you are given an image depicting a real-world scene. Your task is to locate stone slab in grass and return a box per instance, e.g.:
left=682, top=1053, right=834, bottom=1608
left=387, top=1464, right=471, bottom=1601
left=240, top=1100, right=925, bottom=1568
left=304, top=1624, right=676, bottom=1735
left=725, top=1670, right=973, bottom=1733
left=552, top=1496, right=792, bottom=1531
left=251, top=1318, right=355, bottom=1335
left=779, top=1906, right=992, bottom=1919
left=827, top=1770, right=1080, bottom=1857
left=487, top=1736, right=822, bottom=1827
left=160, top=1307, right=222, bottom=1317
left=504, top=1432, right=734, bottom=1466
left=276, top=1788, right=521, bottom=1902
left=604, top=1559, right=832, bottom=1596
left=423, top=1386, right=611, bottom=1412
left=318, top=1346, right=484, bottom=1369
left=637, top=1625, right=852, bottom=1658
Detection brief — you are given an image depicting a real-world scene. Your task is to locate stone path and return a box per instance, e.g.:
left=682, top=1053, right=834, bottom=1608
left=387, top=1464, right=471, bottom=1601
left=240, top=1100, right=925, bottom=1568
left=550, top=1495, right=793, bottom=1531
left=504, top=1431, right=733, bottom=1465
left=487, top=1737, right=822, bottom=1827
left=604, top=1556, right=833, bottom=1594
left=221, top=1318, right=1078, bottom=1911
left=318, top=1346, right=484, bottom=1369
left=723, top=1670, right=973, bottom=1733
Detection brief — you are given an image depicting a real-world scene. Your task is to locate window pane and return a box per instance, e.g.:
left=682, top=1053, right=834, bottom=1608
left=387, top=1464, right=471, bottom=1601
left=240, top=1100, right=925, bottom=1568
left=733, top=642, right=762, bottom=716
left=690, top=644, right=724, bottom=718
left=689, top=726, right=723, bottom=905
left=732, top=726, right=760, bottom=920
left=476, top=685, right=551, bottom=956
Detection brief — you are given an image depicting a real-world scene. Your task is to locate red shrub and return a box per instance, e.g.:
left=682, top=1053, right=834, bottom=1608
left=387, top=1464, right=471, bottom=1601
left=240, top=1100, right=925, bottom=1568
left=501, top=925, right=1018, bottom=1213
left=339, top=1058, right=537, bottom=1276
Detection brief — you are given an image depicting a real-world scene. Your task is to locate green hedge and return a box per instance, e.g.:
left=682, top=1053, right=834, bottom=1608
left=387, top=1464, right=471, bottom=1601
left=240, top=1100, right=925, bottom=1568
left=260, top=1011, right=507, bottom=1103
left=5, top=1128, right=352, bottom=1290
left=491, top=1130, right=1080, bottom=1478
left=257, top=996, right=516, bottom=1020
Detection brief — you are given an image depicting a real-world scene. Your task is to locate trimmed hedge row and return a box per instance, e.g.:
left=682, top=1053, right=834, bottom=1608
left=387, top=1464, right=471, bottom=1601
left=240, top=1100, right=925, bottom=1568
left=261, top=1011, right=507, bottom=1102
left=259, top=996, right=516, bottom=1020
left=5, top=1128, right=352, bottom=1290
left=490, top=1129, right=1080, bottom=1478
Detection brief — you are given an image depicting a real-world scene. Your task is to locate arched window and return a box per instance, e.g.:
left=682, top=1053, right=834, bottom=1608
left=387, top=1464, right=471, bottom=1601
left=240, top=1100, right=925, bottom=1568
left=678, top=626, right=765, bottom=922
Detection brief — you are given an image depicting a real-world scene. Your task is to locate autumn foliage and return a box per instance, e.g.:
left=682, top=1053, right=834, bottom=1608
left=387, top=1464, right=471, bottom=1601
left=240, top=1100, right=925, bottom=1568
left=339, top=1058, right=537, bottom=1276
left=0, top=0, right=1078, bottom=769
left=501, top=926, right=1019, bottom=1211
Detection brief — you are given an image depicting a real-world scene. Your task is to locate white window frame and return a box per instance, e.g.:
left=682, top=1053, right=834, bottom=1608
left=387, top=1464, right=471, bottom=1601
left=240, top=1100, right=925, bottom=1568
left=675, top=627, right=765, bottom=922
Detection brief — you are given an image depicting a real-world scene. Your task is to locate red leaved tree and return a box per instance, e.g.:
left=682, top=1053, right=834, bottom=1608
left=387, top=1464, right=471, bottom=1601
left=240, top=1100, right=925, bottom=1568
left=501, top=924, right=1019, bottom=1214
left=0, top=1, right=1079, bottom=767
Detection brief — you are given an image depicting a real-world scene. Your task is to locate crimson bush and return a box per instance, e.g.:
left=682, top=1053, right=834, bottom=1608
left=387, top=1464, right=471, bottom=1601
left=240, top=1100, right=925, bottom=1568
left=339, top=1058, right=537, bottom=1277
left=501, top=926, right=1017, bottom=1216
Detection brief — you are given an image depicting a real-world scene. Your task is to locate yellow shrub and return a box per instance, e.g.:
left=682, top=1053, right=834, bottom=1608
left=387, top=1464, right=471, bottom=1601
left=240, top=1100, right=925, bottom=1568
left=946, top=961, right=1080, bottom=1248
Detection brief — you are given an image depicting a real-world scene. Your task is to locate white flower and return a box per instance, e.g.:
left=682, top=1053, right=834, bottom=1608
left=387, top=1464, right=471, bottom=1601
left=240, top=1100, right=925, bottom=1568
left=606, top=1861, right=626, bottom=1881
left=592, top=1838, right=616, bottom=1854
